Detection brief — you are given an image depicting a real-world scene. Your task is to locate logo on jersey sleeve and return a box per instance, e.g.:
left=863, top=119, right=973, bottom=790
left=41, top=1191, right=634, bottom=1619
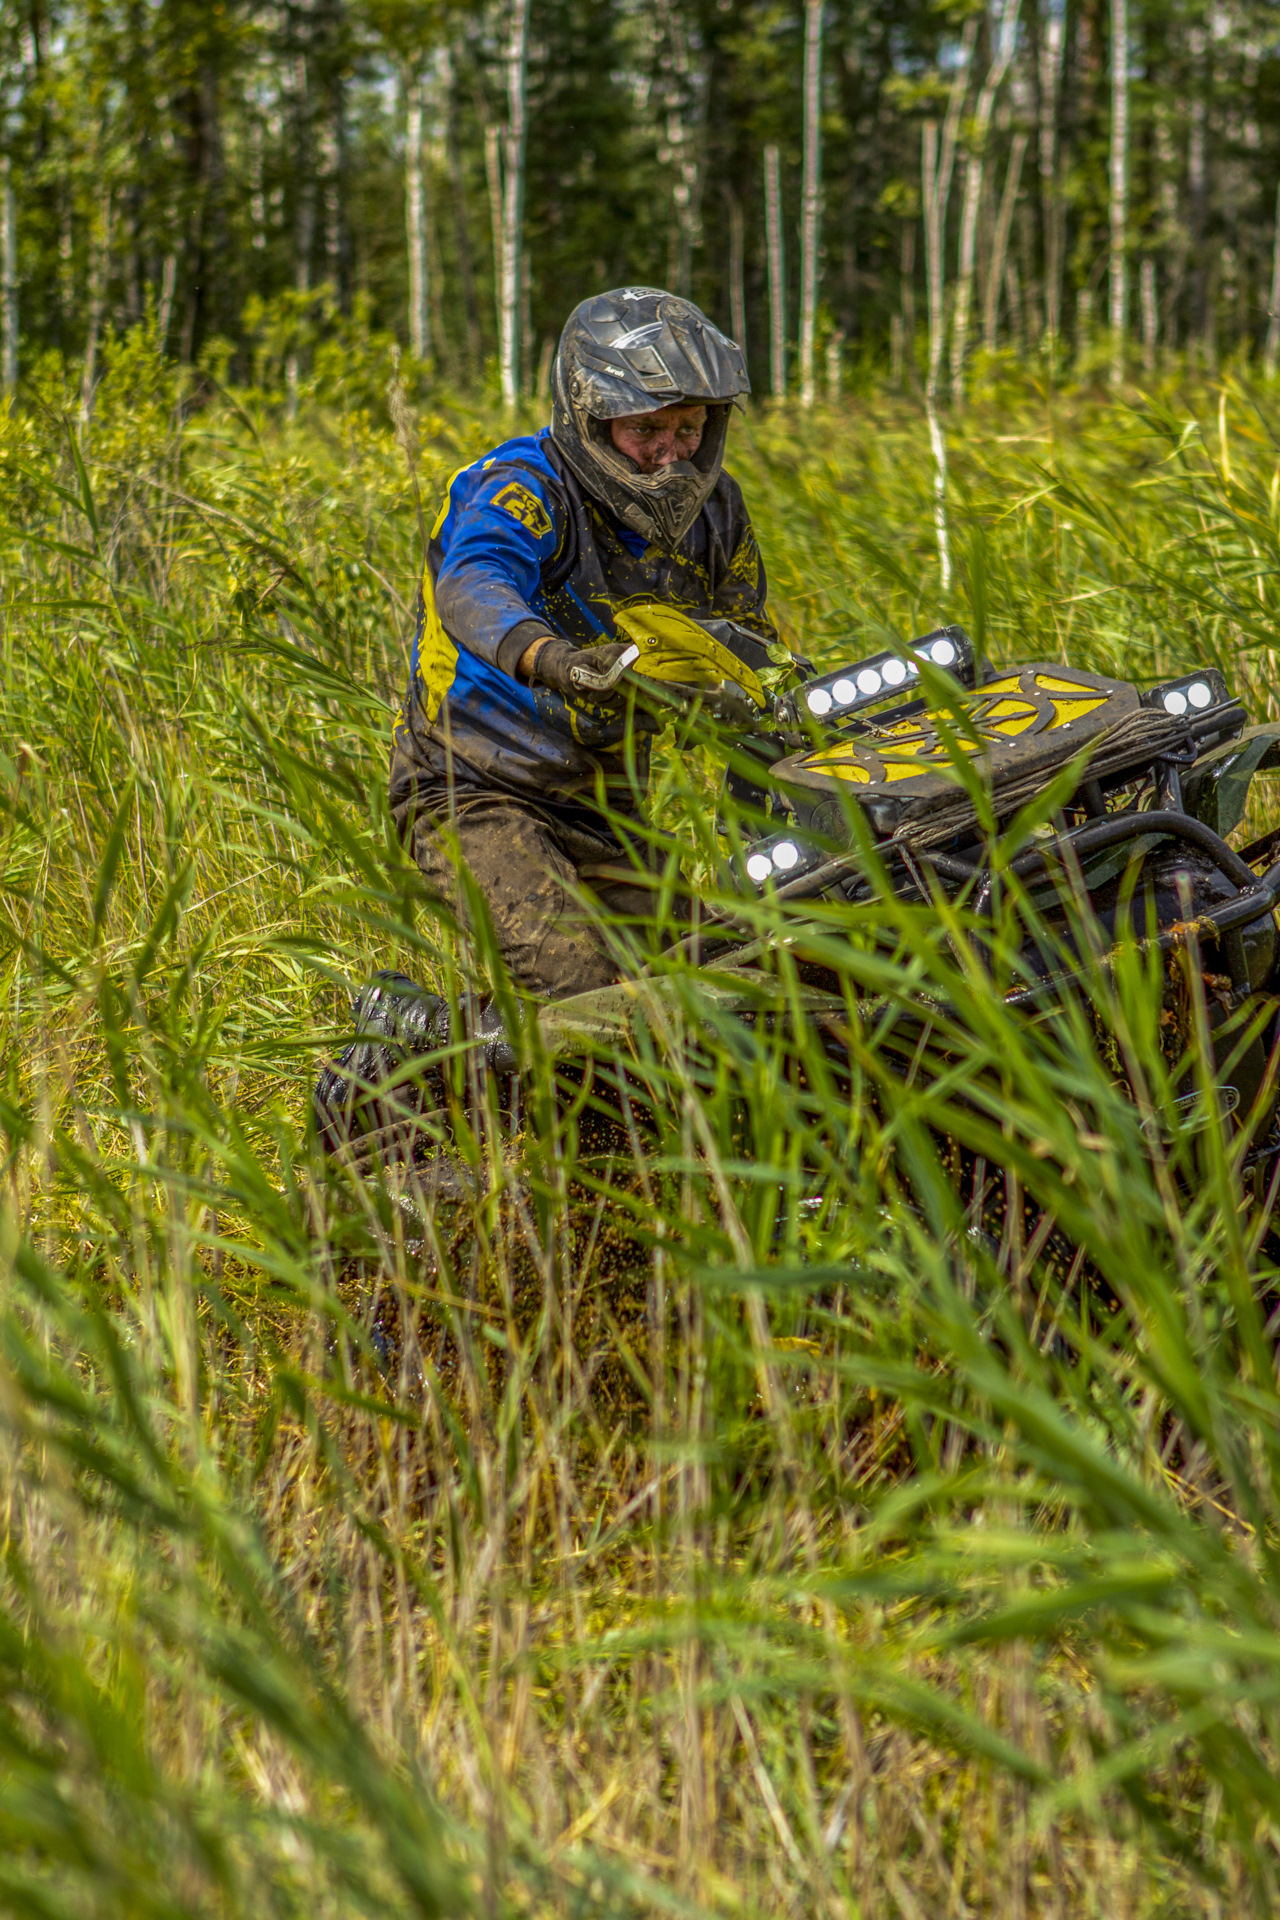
left=491, top=481, right=553, bottom=539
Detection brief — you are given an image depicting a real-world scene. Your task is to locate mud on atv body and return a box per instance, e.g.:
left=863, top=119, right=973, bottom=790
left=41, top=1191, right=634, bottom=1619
left=316, top=629, right=1280, bottom=1179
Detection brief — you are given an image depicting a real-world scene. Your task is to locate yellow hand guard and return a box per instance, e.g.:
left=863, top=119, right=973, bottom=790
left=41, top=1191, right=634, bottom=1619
left=611, top=601, right=768, bottom=711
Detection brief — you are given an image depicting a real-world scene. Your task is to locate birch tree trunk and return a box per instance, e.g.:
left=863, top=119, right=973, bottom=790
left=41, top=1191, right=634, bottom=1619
left=798, top=0, right=823, bottom=410
left=405, top=73, right=429, bottom=361
left=825, top=327, right=844, bottom=395
left=1187, top=27, right=1208, bottom=354
left=726, top=189, right=746, bottom=351
left=1140, top=255, right=1157, bottom=371
left=443, top=45, right=482, bottom=373
left=321, top=91, right=344, bottom=303
left=0, top=154, right=16, bottom=398
left=898, top=219, right=915, bottom=382
left=922, top=123, right=950, bottom=591
left=1109, top=0, right=1129, bottom=385
left=286, top=47, right=316, bottom=417
left=950, top=0, right=1020, bottom=397
left=921, top=19, right=975, bottom=593
left=80, top=185, right=112, bottom=426
left=498, top=0, right=529, bottom=408
left=157, top=254, right=177, bottom=351
left=483, top=120, right=504, bottom=352
left=657, top=0, right=704, bottom=297
left=982, top=129, right=1027, bottom=350
left=764, top=143, right=785, bottom=401
left=1037, top=10, right=1064, bottom=352
left=1266, top=180, right=1280, bottom=378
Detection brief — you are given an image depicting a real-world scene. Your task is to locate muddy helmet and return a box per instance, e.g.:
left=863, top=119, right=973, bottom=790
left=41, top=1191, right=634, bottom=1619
left=550, top=287, right=749, bottom=545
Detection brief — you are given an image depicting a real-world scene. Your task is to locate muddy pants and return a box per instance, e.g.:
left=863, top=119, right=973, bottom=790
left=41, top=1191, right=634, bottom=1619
left=393, top=784, right=688, bottom=999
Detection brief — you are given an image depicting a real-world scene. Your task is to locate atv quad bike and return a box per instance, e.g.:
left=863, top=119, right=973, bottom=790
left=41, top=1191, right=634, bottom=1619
left=315, top=615, right=1280, bottom=1190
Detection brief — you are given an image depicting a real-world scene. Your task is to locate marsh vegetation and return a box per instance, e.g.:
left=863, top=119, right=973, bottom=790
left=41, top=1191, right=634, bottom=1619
left=3, top=343, right=1280, bottom=1914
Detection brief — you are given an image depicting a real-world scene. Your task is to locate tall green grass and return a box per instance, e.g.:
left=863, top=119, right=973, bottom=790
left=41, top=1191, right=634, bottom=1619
left=2, top=334, right=1280, bottom=1913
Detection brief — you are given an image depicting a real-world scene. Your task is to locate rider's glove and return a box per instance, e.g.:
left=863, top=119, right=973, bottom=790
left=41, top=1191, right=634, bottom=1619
left=530, top=637, right=638, bottom=705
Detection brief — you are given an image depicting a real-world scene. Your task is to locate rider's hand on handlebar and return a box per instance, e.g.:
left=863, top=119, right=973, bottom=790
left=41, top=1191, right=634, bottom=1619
left=523, top=636, right=638, bottom=705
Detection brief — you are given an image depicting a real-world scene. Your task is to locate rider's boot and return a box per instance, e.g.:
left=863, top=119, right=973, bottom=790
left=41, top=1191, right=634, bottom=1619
left=313, top=969, right=517, bottom=1167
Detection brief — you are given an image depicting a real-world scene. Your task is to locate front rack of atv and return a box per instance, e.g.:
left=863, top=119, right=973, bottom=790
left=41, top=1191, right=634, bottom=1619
left=693, top=628, right=1280, bottom=1019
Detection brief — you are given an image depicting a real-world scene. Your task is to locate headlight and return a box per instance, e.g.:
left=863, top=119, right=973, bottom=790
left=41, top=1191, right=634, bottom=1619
left=739, top=832, right=822, bottom=890
left=1142, top=668, right=1231, bottom=718
left=801, top=625, right=972, bottom=723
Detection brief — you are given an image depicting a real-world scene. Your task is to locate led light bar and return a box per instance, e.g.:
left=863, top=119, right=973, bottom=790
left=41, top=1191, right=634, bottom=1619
left=1141, top=667, right=1231, bottom=718
left=740, top=830, right=823, bottom=890
left=801, top=626, right=973, bottom=722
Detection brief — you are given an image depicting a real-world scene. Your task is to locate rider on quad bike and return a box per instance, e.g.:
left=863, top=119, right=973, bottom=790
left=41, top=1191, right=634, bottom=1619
left=317, top=287, right=806, bottom=1159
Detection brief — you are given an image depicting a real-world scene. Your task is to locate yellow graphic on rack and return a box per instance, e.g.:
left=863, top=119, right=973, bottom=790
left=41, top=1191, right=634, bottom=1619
left=799, top=668, right=1114, bottom=788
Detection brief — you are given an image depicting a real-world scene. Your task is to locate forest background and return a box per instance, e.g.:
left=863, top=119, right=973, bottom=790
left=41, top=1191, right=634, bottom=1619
left=3, top=0, right=1280, bottom=405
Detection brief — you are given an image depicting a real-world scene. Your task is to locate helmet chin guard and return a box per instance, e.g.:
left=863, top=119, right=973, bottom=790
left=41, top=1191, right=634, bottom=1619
left=550, top=287, right=749, bottom=545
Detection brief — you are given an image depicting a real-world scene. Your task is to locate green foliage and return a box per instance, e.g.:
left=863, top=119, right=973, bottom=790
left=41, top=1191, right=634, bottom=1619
left=3, top=343, right=1280, bottom=1911
left=4, top=0, right=1280, bottom=387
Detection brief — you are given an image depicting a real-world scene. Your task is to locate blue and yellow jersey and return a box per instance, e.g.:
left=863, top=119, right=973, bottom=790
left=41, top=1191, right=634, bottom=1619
left=393, top=426, right=775, bottom=808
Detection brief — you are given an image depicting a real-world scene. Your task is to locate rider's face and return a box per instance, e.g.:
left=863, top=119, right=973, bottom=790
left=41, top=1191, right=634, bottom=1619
left=609, top=403, right=708, bottom=473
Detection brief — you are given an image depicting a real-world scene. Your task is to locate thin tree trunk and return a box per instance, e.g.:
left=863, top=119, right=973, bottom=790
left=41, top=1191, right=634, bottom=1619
left=424, top=114, right=450, bottom=376
left=484, top=120, right=503, bottom=356
left=1109, top=0, right=1128, bottom=385
left=321, top=89, right=344, bottom=304
left=726, top=188, right=746, bottom=351
left=250, top=116, right=267, bottom=254
left=443, top=45, right=482, bottom=375
left=1154, top=102, right=1183, bottom=350
left=921, top=19, right=975, bottom=594
left=0, top=154, right=16, bottom=398
left=1266, top=180, right=1280, bottom=378
left=520, top=243, right=533, bottom=394
left=287, top=45, right=316, bottom=417
left=825, top=326, right=844, bottom=395
left=498, top=0, right=530, bottom=408
left=1140, top=255, right=1157, bottom=372
left=657, top=0, right=704, bottom=297
left=798, top=0, right=823, bottom=410
left=1037, top=10, right=1064, bottom=352
left=157, top=254, right=178, bottom=351
left=80, top=186, right=112, bottom=426
left=764, top=143, right=785, bottom=401
left=58, top=174, right=73, bottom=341
left=405, top=72, right=429, bottom=360
left=1187, top=27, right=1208, bottom=353
left=1005, top=256, right=1024, bottom=352
left=923, top=123, right=950, bottom=592
left=951, top=0, right=1020, bottom=395
left=983, top=129, right=1027, bottom=351
left=1076, top=284, right=1092, bottom=367
left=922, top=15, right=976, bottom=396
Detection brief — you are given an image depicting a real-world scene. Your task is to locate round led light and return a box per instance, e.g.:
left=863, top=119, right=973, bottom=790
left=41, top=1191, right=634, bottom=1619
left=746, top=853, right=772, bottom=883
left=930, top=637, right=957, bottom=666
left=882, top=657, right=907, bottom=686
left=857, top=667, right=883, bottom=696
left=772, top=840, right=800, bottom=871
left=1187, top=680, right=1213, bottom=709
left=905, top=656, right=920, bottom=676
left=832, top=678, right=858, bottom=706
left=806, top=687, right=833, bottom=716
left=1163, top=689, right=1188, bottom=715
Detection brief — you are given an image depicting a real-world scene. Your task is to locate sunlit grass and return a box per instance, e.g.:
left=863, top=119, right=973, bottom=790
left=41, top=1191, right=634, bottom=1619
left=1, top=336, right=1279, bottom=1913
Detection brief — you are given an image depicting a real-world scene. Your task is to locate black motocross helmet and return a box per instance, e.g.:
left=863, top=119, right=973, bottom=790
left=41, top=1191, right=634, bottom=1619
left=550, top=287, right=750, bottom=545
